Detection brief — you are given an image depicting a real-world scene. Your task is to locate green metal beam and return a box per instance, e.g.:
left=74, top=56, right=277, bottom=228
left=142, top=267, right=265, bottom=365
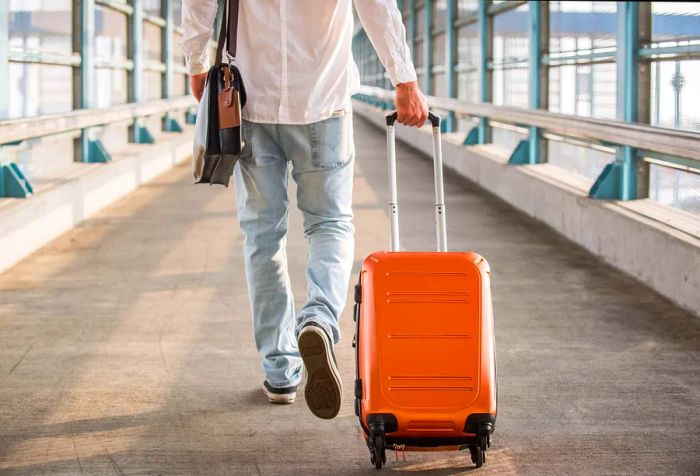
left=161, top=0, right=183, bottom=132
left=591, top=1, right=639, bottom=200
left=129, top=0, right=154, bottom=143
left=72, top=0, right=110, bottom=163
left=510, top=0, right=549, bottom=165
left=477, top=0, right=492, bottom=144
left=445, top=0, right=457, bottom=132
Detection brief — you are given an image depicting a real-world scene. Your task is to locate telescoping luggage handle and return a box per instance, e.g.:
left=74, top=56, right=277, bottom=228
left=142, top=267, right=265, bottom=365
left=385, top=110, right=447, bottom=253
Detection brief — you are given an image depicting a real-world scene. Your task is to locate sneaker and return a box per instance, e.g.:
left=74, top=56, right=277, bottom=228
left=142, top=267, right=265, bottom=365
left=298, top=323, right=342, bottom=419
left=262, top=380, right=297, bottom=404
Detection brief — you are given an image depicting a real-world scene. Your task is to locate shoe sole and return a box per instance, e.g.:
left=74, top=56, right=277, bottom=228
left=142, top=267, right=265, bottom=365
left=298, top=327, right=342, bottom=419
left=263, top=389, right=296, bottom=404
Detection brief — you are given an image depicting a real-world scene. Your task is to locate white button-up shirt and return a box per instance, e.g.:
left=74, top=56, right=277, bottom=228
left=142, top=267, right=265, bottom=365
left=181, top=0, right=417, bottom=124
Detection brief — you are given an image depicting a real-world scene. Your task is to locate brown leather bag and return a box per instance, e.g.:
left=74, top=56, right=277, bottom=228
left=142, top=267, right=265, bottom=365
left=193, top=0, right=246, bottom=187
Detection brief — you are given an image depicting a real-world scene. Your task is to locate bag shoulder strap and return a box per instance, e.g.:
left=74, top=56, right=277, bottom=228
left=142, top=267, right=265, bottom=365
left=215, top=0, right=240, bottom=64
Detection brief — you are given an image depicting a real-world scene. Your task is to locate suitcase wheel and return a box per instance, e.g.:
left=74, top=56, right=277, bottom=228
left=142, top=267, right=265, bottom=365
left=368, top=426, right=386, bottom=470
left=468, top=435, right=489, bottom=468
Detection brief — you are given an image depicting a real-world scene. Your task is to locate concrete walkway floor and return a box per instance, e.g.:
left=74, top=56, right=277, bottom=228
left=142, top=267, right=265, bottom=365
left=0, top=117, right=699, bottom=475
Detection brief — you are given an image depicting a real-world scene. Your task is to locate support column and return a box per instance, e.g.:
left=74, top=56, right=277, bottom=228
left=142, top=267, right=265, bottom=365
left=477, top=0, right=492, bottom=144
left=590, top=2, right=640, bottom=200
left=423, top=0, right=432, bottom=95
left=510, top=1, right=549, bottom=164
left=636, top=2, right=651, bottom=198
left=444, top=0, right=457, bottom=132
left=73, top=0, right=110, bottom=162
left=162, top=0, right=182, bottom=132
left=128, top=0, right=154, bottom=143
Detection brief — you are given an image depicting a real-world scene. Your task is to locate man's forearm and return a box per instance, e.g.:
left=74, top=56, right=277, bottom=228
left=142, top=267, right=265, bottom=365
left=181, top=0, right=218, bottom=75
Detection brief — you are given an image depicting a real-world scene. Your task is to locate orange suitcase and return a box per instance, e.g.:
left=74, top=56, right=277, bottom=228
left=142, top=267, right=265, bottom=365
left=352, top=111, right=497, bottom=470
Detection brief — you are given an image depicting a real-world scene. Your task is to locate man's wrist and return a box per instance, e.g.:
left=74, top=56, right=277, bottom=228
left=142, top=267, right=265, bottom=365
left=396, top=81, right=419, bottom=92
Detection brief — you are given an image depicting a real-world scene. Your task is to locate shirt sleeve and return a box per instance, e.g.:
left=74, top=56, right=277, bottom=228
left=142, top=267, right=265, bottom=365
left=354, top=0, right=418, bottom=86
left=180, top=0, right=218, bottom=75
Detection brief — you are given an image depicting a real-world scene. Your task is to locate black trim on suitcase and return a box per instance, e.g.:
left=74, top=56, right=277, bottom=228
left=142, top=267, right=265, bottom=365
left=464, top=414, right=496, bottom=435
left=366, top=413, right=399, bottom=434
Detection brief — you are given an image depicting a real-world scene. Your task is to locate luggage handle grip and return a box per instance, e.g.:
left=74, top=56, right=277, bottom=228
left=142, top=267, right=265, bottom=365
left=386, top=111, right=441, bottom=128
left=385, top=110, right=447, bottom=253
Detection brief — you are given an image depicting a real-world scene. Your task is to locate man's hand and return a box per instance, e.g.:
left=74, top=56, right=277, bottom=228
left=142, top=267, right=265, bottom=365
left=395, top=81, right=428, bottom=127
left=189, top=72, right=208, bottom=102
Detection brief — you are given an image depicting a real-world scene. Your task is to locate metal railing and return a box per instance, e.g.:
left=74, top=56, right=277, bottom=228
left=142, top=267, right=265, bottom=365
left=0, top=0, right=212, bottom=199
left=0, top=97, right=195, bottom=145
left=355, top=85, right=700, bottom=199
left=0, top=96, right=195, bottom=198
left=355, top=0, right=700, bottom=203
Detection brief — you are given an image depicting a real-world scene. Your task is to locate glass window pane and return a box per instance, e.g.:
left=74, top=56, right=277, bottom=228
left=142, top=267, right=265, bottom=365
left=651, top=2, right=700, bottom=44
left=144, top=22, right=162, bottom=62
left=9, top=0, right=72, bottom=56
left=432, top=0, right=447, bottom=30
left=8, top=64, right=73, bottom=118
left=492, top=126, right=527, bottom=151
left=173, top=0, right=183, bottom=24
left=95, top=68, right=128, bottom=107
left=457, top=70, right=478, bottom=103
left=415, top=5, right=426, bottom=36
left=549, top=1, right=617, bottom=54
left=5, top=134, right=77, bottom=183
left=143, top=0, right=162, bottom=18
left=548, top=138, right=614, bottom=181
left=649, top=165, right=700, bottom=214
left=457, top=23, right=478, bottom=69
left=432, top=71, right=446, bottom=97
left=457, top=0, right=478, bottom=18
left=493, top=67, right=529, bottom=108
left=174, top=73, right=186, bottom=96
left=492, top=4, right=529, bottom=107
left=433, top=33, right=445, bottom=66
left=144, top=71, right=163, bottom=100
left=548, top=63, right=616, bottom=119
left=414, top=39, right=424, bottom=68
left=174, top=32, right=185, bottom=67
left=650, top=59, right=700, bottom=133
left=95, top=6, right=128, bottom=62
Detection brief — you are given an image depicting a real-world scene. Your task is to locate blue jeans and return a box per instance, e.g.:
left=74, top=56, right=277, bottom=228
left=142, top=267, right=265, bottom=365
left=233, top=113, right=355, bottom=389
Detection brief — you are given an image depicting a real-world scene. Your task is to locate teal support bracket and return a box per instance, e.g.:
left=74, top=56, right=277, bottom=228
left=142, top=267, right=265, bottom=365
left=463, top=127, right=479, bottom=145
left=86, top=139, right=111, bottom=163
left=477, top=0, right=491, bottom=144
left=132, top=121, right=155, bottom=144
left=0, top=163, right=33, bottom=198
left=423, top=0, right=433, bottom=95
left=444, top=0, right=457, bottom=132
left=163, top=115, right=184, bottom=132
left=589, top=160, right=623, bottom=199
left=508, top=140, right=531, bottom=165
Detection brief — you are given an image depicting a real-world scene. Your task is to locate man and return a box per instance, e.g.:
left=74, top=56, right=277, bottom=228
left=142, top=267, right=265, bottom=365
left=181, top=0, right=427, bottom=419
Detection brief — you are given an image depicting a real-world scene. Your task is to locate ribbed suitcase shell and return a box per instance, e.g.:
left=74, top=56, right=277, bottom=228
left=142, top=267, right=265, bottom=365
left=355, top=250, right=496, bottom=447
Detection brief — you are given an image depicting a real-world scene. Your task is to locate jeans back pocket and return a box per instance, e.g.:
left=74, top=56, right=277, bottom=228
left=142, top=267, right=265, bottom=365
left=308, top=115, right=353, bottom=170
